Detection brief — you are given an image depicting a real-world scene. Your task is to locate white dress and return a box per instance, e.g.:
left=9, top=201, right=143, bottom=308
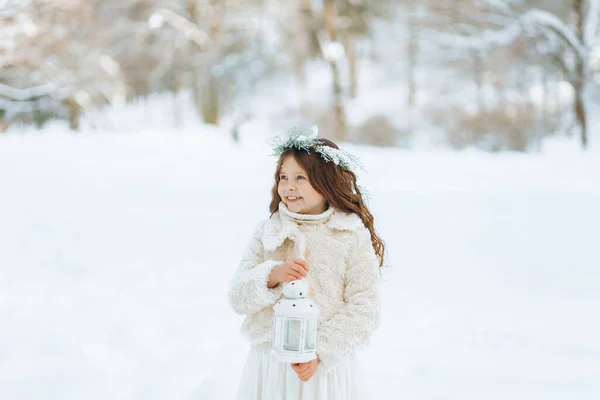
left=236, top=344, right=363, bottom=400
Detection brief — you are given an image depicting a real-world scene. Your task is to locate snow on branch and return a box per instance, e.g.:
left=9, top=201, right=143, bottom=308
left=434, top=22, right=523, bottom=52
left=0, top=98, right=48, bottom=114
left=522, top=9, right=586, bottom=62
left=584, top=0, right=600, bottom=49
left=97, top=54, right=126, bottom=105
left=474, top=0, right=513, bottom=15
left=436, top=8, right=588, bottom=63
left=148, top=8, right=211, bottom=50
left=0, top=82, right=56, bottom=100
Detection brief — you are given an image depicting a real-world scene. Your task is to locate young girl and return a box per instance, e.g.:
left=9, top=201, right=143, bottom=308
left=228, top=127, right=385, bottom=400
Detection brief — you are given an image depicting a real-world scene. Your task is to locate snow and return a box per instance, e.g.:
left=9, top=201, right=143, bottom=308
left=434, top=24, right=523, bottom=52
left=1, top=107, right=600, bottom=399
left=435, top=8, right=587, bottom=64
left=0, top=82, right=55, bottom=101
left=148, top=8, right=210, bottom=50
left=522, top=10, right=586, bottom=63
left=584, top=0, right=600, bottom=49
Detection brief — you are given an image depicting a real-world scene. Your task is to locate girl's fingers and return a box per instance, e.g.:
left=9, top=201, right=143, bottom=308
left=300, top=371, right=313, bottom=381
left=294, top=264, right=309, bottom=275
left=292, top=363, right=314, bottom=381
left=296, top=363, right=310, bottom=372
left=290, top=264, right=308, bottom=277
left=291, top=270, right=303, bottom=279
left=286, top=272, right=302, bottom=281
left=292, top=259, right=308, bottom=269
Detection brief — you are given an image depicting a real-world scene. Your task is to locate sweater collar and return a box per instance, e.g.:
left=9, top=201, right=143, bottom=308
left=278, top=202, right=335, bottom=225
left=262, top=201, right=365, bottom=252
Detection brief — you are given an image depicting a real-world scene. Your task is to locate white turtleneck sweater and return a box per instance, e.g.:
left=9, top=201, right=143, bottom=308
left=228, top=202, right=381, bottom=371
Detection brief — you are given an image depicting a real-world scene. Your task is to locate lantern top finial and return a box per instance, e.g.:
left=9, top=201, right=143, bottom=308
left=283, top=280, right=309, bottom=299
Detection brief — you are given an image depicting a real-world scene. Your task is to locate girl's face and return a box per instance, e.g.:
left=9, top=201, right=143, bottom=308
left=278, top=155, right=327, bottom=215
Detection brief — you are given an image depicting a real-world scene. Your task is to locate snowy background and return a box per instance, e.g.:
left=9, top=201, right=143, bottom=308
left=2, top=0, right=600, bottom=399
left=1, top=95, right=600, bottom=399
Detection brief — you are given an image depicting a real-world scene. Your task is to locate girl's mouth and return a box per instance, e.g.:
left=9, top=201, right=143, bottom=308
left=287, top=196, right=302, bottom=202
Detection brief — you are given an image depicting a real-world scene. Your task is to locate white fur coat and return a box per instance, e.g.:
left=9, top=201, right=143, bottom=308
left=228, top=202, right=381, bottom=371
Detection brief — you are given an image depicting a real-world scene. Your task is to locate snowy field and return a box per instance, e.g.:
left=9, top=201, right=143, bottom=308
left=1, top=123, right=600, bottom=400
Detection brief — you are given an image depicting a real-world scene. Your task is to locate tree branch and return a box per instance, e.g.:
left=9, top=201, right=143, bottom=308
left=0, top=83, right=56, bottom=101
left=584, top=0, right=600, bottom=49
left=148, top=8, right=211, bottom=51
left=521, top=9, right=586, bottom=62
left=436, top=8, right=587, bottom=65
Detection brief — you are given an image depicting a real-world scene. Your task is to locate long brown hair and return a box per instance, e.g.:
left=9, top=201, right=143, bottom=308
left=269, top=139, right=385, bottom=267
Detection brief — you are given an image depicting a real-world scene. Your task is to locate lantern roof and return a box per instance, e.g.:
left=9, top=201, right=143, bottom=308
left=274, top=297, right=319, bottom=318
left=274, top=280, right=320, bottom=317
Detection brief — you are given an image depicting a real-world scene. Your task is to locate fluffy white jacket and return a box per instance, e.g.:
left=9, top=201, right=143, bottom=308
left=228, top=202, right=381, bottom=371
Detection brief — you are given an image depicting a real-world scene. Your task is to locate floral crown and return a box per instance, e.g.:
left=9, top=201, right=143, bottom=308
left=268, top=126, right=364, bottom=172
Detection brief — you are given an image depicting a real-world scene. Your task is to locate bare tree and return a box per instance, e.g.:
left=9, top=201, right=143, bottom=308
left=436, top=0, right=599, bottom=148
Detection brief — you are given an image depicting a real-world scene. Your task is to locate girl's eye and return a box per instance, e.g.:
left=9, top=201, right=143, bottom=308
left=279, top=175, right=287, bottom=180
left=297, top=176, right=305, bottom=180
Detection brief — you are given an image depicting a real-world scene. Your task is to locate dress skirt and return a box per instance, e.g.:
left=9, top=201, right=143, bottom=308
left=236, top=344, right=363, bottom=400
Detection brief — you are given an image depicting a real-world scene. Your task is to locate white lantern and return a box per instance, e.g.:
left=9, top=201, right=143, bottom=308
left=271, top=280, right=320, bottom=363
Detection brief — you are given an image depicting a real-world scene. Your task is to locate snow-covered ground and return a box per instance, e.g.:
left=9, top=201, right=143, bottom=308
left=1, top=119, right=599, bottom=399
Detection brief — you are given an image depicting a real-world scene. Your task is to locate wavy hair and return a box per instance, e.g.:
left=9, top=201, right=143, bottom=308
left=269, top=139, right=385, bottom=267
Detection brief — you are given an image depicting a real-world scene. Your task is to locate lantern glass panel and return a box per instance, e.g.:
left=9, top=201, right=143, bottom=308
left=274, top=317, right=283, bottom=348
left=283, top=319, right=301, bottom=351
left=304, top=319, right=316, bottom=351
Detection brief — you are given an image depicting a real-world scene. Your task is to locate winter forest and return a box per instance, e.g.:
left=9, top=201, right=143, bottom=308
left=1, top=0, right=599, bottom=150
left=1, top=1, right=600, bottom=400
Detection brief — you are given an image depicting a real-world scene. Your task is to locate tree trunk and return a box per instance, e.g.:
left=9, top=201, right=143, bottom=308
left=574, top=0, right=588, bottom=149
left=344, top=31, right=358, bottom=99
left=472, top=50, right=484, bottom=111
left=330, top=61, right=346, bottom=139
left=202, top=76, right=219, bottom=125
left=193, top=0, right=221, bottom=126
left=407, top=11, right=419, bottom=107
left=542, top=67, right=549, bottom=124
left=574, top=79, right=588, bottom=148
left=324, top=0, right=346, bottom=140
left=170, top=50, right=182, bottom=127
left=64, top=99, right=80, bottom=131
left=298, top=0, right=314, bottom=115
left=192, top=76, right=202, bottom=117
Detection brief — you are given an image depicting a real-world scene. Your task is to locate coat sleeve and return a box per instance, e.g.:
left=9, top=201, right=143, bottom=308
left=228, top=220, right=285, bottom=315
left=316, top=227, right=381, bottom=371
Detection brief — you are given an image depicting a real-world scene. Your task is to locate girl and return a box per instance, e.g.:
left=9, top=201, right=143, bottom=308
left=228, top=128, right=385, bottom=400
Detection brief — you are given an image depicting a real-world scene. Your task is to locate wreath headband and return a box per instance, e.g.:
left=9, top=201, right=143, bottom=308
left=269, top=126, right=364, bottom=172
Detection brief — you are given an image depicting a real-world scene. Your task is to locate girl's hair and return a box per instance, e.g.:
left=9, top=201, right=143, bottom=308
left=269, top=138, right=385, bottom=267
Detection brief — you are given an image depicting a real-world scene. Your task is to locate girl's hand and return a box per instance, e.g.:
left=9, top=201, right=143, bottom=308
left=291, top=358, right=319, bottom=382
left=268, top=258, right=309, bottom=288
